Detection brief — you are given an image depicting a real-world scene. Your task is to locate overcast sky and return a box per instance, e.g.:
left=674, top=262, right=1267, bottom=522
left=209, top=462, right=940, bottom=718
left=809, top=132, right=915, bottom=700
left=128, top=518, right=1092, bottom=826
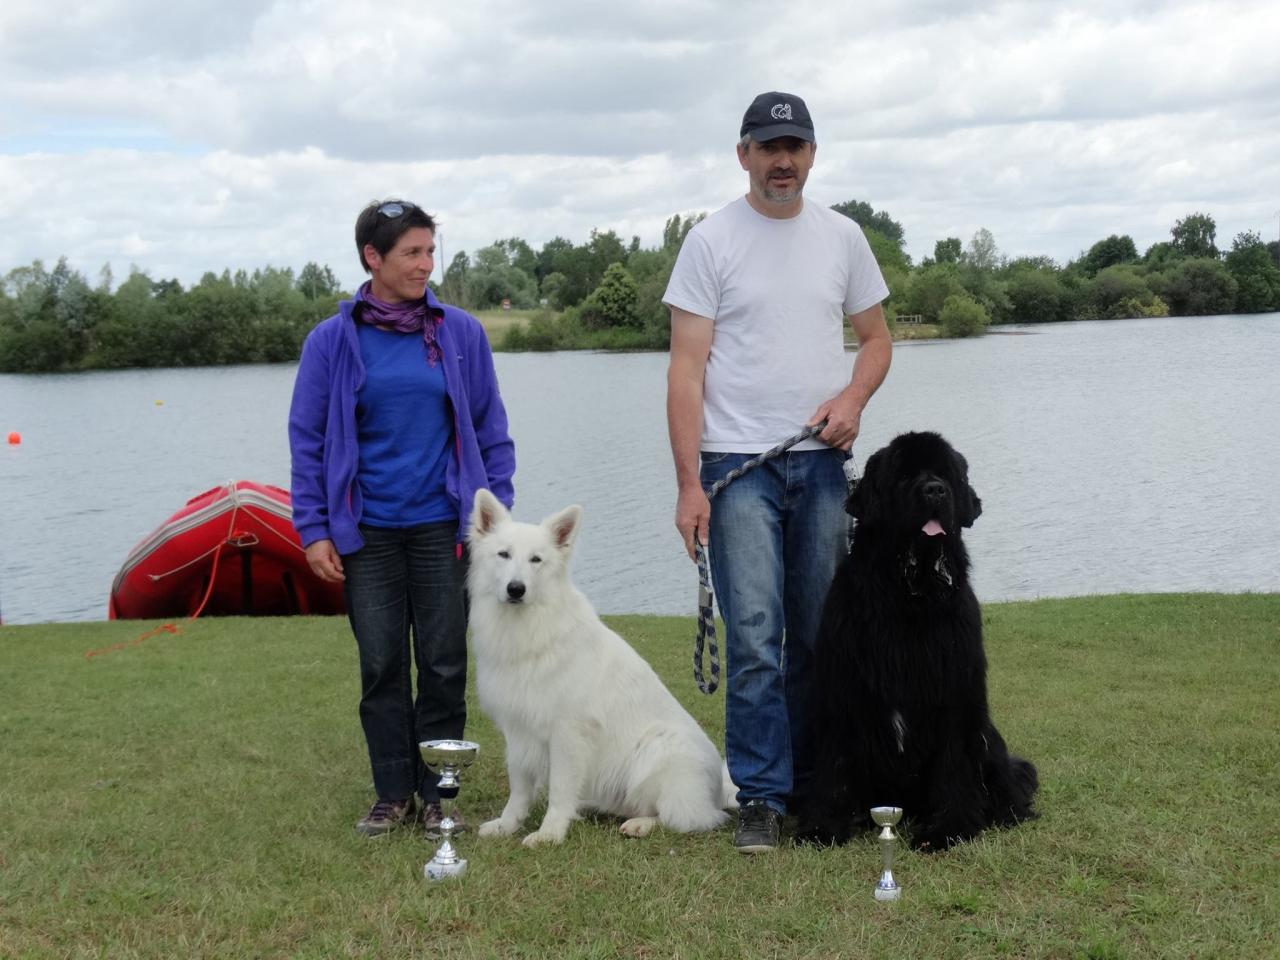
left=2, top=0, right=1277, bottom=292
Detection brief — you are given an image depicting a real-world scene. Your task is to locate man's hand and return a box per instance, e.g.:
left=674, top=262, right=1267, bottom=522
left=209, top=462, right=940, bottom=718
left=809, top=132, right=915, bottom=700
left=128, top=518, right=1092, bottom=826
left=305, top=539, right=345, bottom=582
left=675, top=485, right=711, bottom=562
left=808, top=389, right=864, bottom=450
left=811, top=301, right=891, bottom=450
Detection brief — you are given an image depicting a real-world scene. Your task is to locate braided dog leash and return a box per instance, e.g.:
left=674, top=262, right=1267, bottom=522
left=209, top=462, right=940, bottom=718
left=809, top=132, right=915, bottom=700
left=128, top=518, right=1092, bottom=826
left=692, top=420, right=857, bottom=694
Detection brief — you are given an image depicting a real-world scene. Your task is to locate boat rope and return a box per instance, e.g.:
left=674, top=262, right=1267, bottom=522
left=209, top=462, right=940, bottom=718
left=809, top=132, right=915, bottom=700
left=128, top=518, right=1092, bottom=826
left=147, top=541, right=226, bottom=581
left=144, top=483, right=243, bottom=581
left=150, top=506, right=306, bottom=582
left=84, top=622, right=182, bottom=660
left=185, top=481, right=243, bottom=621
left=86, top=482, right=243, bottom=659
left=256, top=514, right=309, bottom=553
left=691, top=421, right=856, bottom=695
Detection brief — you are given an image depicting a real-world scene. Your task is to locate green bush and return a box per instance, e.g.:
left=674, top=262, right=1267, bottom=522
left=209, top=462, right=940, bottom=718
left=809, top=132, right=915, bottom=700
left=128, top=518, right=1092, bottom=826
left=1114, top=295, right=1170, bottom=319
left=578, top=262, right=639, bottom=330
left=501, top=310, right=563, bottom=352
left=902, top=264, right=967, bottom=322
left=1150, top=258, right=1238, bottom=316
left=937, top=294, right=991, bottom=337
left=1086, top=265, right=1164, bottom=319
left=1005, top=268, right=1070, bottom=323
left=577, top=326, right=663, bottom=350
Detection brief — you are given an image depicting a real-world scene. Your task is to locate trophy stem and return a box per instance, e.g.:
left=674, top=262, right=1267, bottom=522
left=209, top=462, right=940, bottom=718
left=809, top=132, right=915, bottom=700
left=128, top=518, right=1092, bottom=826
left=425, top=789, right=467, bottom=879
left=876, top=827, right=899, bottom=901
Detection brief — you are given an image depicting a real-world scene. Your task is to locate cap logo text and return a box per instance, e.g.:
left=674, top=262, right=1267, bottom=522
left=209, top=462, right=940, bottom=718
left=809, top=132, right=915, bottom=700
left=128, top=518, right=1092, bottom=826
left=770, top=103, right=792, bottom=120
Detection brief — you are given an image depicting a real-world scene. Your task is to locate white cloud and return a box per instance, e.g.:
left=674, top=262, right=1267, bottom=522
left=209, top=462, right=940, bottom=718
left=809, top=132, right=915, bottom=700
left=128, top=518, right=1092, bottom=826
left=2, top=0, right=1278, bottom=288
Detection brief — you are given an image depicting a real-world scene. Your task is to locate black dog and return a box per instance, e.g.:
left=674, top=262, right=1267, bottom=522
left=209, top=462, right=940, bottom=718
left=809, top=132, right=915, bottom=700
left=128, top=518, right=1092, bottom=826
left=798, top=431, right=1038, bottom=850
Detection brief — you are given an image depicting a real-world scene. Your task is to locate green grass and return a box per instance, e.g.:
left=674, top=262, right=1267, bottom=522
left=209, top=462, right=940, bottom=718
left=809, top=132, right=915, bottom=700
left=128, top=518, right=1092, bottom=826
left=889, top=321, right=943, bottom=340
left=473, top=308, right=546, bottom=343
left=2, top=594, right=1277, bottom=958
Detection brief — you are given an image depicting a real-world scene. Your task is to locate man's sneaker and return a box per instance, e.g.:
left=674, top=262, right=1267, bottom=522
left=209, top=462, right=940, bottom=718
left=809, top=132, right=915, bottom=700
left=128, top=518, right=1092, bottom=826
left=419, top=802, right=467, bottom=839
left=734, top=799, right=781, bottom=853
left=355, top=797, right=416, bottom=837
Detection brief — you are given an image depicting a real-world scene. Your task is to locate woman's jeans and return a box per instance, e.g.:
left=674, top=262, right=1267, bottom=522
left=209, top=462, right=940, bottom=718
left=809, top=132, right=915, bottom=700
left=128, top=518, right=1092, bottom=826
left=343, top=522, right=467, bottom=804
left=701, top=448, right=849, bottom=814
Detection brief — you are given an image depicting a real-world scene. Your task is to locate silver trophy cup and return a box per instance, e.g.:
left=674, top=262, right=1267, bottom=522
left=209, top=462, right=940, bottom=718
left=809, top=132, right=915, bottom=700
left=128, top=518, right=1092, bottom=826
left=418, top=739, right=479, bottom=881
left=871, top=806, right=904, bottom=901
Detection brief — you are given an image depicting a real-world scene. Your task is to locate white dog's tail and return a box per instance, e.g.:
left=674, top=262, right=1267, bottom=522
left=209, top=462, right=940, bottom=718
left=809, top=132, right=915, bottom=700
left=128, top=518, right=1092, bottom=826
left=720, top=762, right=738, bottom=810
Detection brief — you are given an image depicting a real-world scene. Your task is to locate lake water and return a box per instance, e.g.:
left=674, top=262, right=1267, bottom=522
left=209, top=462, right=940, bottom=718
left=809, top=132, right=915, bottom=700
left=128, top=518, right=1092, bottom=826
left=1, top=314, right=1277, bottom=625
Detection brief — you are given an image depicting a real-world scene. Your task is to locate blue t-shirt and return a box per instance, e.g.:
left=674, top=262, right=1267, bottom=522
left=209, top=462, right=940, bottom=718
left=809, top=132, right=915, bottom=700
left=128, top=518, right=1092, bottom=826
left=354, top=324, right=456, bottom=526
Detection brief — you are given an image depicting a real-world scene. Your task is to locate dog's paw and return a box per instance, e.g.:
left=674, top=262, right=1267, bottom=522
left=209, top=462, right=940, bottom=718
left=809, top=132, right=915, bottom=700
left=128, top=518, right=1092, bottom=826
left=793, top=813, right=855, bottom=847
left=792, top=826, right=839, bottom=848
left=478, top=818, right=518, bottom=838
left=521, top=828, right=565, bottom=847
left=619, top=816, right=657, bottom=838
left=909, top=832, right=954, bottom=853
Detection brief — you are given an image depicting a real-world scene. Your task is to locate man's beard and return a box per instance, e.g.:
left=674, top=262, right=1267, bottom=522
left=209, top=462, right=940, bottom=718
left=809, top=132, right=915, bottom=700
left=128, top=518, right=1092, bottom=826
left=763, top=184, right=802, bottom=202
left=756, top=172, right=805, bottom=203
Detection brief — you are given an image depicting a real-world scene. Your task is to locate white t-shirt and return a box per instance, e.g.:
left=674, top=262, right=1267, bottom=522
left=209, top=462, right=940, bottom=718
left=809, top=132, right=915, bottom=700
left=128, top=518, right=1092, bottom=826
left=664, top=196, right=889, bottom=452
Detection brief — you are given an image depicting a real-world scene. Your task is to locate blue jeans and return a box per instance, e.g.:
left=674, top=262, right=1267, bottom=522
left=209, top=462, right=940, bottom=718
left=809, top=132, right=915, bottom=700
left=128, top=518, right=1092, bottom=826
left=343, top=522, right=467, bottom=804
left=701, top=448, right=850, bottom=814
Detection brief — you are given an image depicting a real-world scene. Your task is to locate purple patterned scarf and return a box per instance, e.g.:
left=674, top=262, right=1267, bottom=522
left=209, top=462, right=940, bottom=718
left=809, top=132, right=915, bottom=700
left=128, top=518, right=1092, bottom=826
left=356, top=281, right=443, bottom=366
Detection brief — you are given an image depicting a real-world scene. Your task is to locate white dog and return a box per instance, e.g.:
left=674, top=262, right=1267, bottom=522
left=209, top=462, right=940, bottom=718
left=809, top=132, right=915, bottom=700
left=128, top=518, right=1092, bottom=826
left=467, top=489, right=736, bottom=847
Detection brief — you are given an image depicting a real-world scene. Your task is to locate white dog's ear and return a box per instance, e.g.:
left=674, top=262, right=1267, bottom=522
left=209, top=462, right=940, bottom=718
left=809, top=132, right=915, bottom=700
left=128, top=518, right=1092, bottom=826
left=470, top=488, right=509, bottom=540
left=543, top=504, right=582, bottom=551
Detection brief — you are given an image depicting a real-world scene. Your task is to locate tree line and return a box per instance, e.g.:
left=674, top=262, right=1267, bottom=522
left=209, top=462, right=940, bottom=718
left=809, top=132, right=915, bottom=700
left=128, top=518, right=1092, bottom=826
left=0, top=262, right=343, bottom=372
left=2, top=208, right=1278, bottom=372
left=437, top=214, right=702, bottom=352
left=883, top=211, right=1280, bottom=338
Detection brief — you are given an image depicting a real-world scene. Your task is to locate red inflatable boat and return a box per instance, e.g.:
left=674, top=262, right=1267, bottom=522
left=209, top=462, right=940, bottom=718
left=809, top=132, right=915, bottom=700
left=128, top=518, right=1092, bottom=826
left=109, top=480, right=346, bottom=619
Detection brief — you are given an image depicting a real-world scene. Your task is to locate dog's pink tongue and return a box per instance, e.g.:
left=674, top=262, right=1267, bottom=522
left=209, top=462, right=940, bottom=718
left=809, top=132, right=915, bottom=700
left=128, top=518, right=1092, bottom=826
left=922, top=519, right=946, bottom=537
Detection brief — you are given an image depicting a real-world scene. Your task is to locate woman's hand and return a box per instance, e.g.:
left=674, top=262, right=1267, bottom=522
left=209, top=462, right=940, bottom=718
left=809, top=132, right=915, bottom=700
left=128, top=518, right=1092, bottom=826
left=305, top=539, right=345, bottom=582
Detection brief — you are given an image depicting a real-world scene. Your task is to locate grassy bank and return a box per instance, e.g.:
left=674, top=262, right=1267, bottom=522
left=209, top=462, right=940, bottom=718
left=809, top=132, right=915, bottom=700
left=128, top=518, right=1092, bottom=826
left=2, top=594, right=1277, bottom=959
left=890, top=321, right=943, bottom=340
left=472, top=308, right=543, bottom=343
left=475, top=310, right=943, bottom=351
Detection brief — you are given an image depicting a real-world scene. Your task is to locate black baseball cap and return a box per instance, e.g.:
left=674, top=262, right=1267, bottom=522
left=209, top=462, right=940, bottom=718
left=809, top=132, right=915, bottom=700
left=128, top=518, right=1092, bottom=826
left=740, top=92, right=815, bottom=143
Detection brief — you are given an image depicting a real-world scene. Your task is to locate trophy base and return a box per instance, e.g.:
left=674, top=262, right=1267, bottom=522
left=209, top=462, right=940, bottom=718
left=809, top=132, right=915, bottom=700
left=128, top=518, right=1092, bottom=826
left=425, top=857, right=468, bottom=881
left=874, top=885, right=900, bottom=902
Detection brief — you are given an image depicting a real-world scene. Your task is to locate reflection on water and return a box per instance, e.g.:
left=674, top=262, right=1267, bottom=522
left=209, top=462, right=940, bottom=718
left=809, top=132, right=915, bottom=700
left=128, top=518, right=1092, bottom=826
left=1, top=314, right=1277, bottom=625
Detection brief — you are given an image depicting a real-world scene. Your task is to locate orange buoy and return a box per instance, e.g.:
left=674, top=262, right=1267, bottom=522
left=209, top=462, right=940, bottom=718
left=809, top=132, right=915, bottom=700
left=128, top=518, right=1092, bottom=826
left=6, top=432, right=19, bottom=445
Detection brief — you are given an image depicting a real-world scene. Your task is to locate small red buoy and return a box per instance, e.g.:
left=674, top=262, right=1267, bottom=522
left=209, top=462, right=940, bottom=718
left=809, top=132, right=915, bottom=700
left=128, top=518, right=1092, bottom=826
left=6, top=432, right=20, bottom=445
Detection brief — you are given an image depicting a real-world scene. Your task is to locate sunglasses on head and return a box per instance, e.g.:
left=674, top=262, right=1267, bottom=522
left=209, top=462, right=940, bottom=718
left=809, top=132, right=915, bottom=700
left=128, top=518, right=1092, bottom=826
left=376, top=201, right=418, bottom=219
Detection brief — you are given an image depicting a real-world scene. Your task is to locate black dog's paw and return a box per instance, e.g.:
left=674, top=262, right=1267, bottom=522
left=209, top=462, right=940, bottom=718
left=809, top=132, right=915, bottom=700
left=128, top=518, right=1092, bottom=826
left=792, top=828, right=839, bottom=848
left=793, top=816, right=854, bottom=847
left=909, top=829, right=959, bottom=853
left=992, top=804, right=1039, bottom=829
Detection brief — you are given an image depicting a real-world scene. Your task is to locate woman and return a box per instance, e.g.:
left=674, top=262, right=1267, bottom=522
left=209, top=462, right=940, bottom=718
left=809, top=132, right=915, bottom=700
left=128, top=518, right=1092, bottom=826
left=289, top=199, right=515, bottom=836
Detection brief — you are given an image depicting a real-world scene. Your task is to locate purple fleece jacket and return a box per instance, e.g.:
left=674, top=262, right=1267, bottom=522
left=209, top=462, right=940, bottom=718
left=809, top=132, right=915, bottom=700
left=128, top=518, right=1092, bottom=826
left=288, top=287, right=516, bottom=554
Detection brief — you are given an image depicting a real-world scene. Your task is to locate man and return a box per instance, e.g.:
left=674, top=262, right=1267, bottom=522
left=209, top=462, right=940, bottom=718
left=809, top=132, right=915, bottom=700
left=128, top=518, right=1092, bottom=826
left=664, top=92, right=892, bottom=852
